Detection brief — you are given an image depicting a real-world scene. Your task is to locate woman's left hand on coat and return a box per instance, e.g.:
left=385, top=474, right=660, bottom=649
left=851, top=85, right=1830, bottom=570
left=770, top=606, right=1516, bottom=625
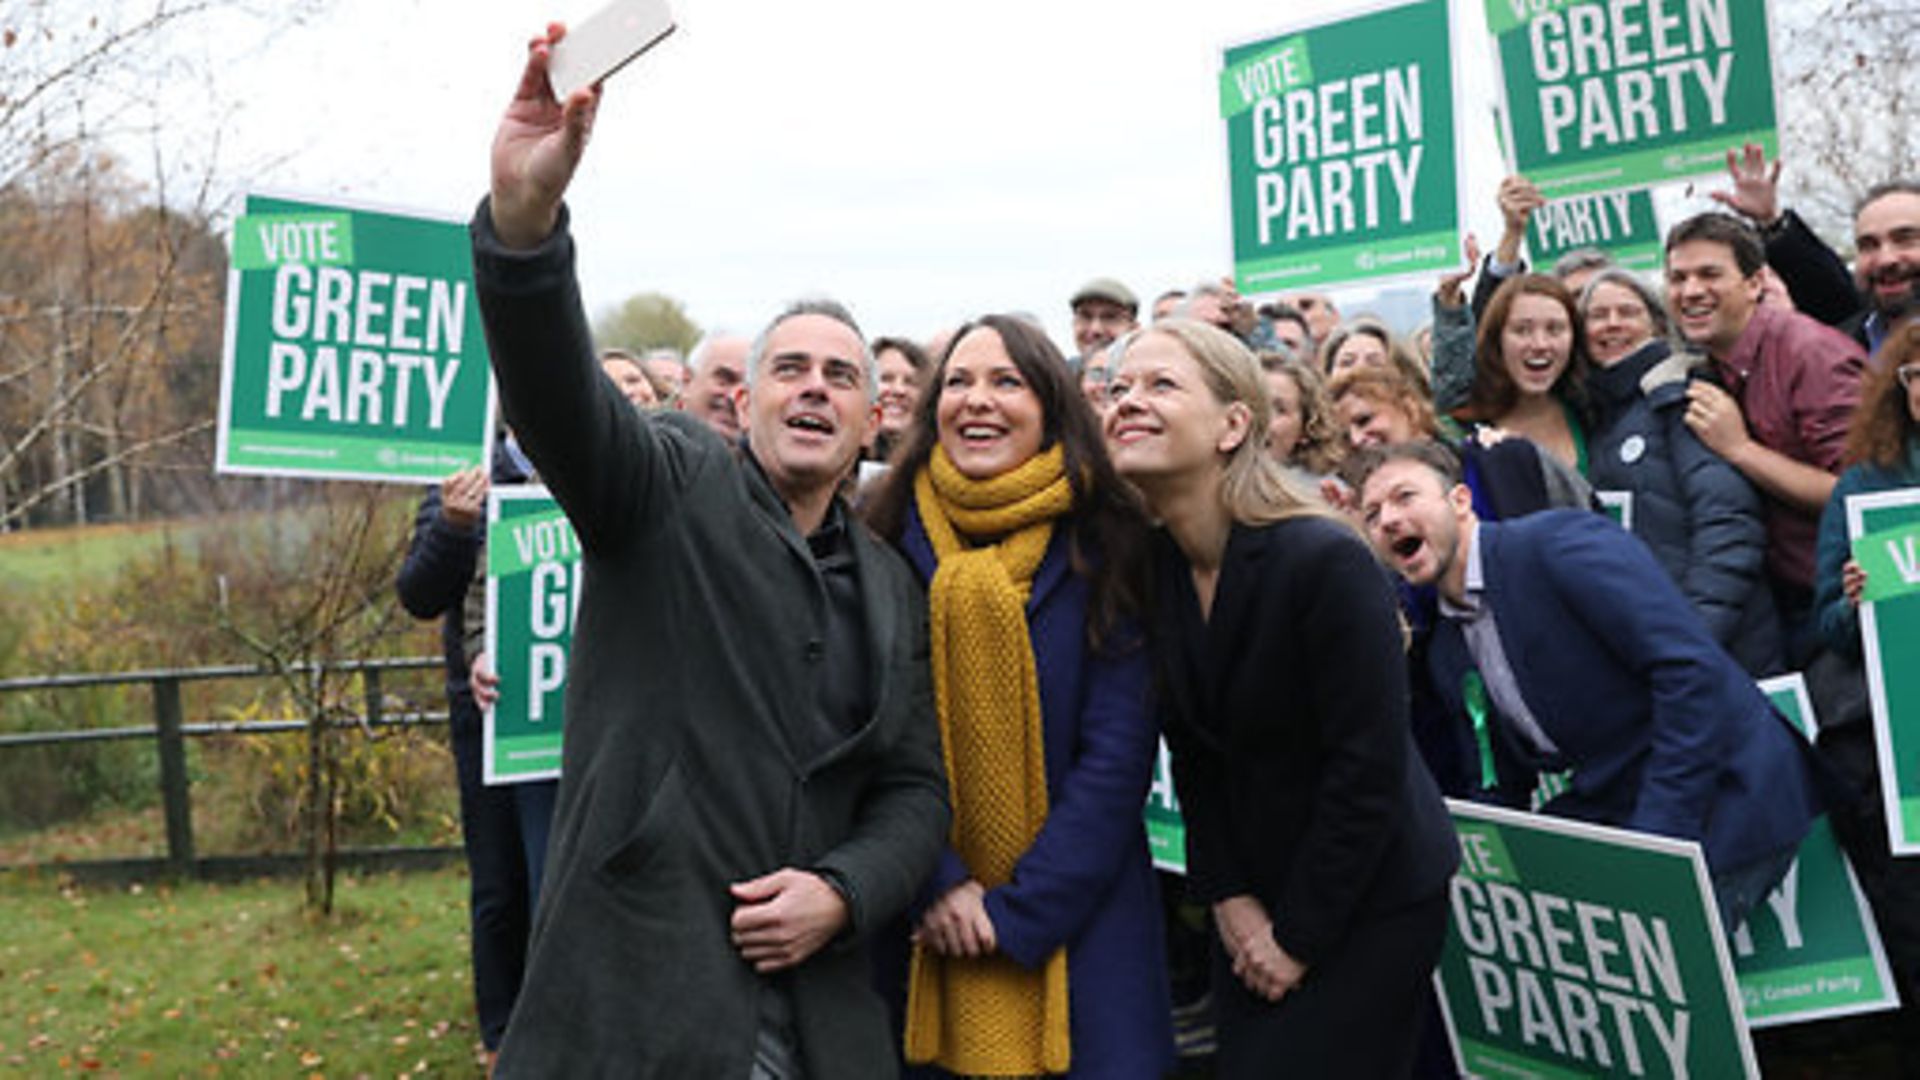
left=913, top=879, right=998, bottom=958
left=1214, top=895, right=1309, bottom=1003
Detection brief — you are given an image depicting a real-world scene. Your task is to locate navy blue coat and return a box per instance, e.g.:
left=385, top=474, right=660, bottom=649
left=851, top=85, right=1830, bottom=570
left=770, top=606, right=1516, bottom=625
left=894, top=507, right=1174, bottom=1079
left=1586, top=340, right=1782, bottom=675
left=1151, top=517, right=1458, bottom=960
left=395, top=440, right=532, bottom=700
left=1427, top=511, right=1821, bottom=872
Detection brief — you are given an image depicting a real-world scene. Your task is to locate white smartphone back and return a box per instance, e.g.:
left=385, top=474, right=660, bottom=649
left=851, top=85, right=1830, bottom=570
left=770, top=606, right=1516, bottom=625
left=547, top=0, right=677, bottom=100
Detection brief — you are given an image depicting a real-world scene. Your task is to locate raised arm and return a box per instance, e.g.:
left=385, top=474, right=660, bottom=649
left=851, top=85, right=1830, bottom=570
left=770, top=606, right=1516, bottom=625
left=1710, top=143, right=1862, bottom=328
left=395, top=470, right=486, bottom=619
left=489, top=25, right=601, bottom=251
left=471, top=28, right=691, bottom=553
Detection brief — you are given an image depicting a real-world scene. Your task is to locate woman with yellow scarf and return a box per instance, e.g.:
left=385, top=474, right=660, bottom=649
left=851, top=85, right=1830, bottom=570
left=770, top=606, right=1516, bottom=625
left=865, top=315, right=1173, bottom=1078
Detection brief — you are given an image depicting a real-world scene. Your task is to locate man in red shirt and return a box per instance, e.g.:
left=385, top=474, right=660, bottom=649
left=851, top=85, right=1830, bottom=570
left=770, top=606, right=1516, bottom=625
left=1666, top=213, right=1868, bottom=658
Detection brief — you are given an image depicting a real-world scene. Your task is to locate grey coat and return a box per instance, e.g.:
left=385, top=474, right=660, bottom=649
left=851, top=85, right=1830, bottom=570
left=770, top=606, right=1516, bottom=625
left=1585, top=340, right=1782, bottom=675
left=470, top=202, right=949, bottom=1079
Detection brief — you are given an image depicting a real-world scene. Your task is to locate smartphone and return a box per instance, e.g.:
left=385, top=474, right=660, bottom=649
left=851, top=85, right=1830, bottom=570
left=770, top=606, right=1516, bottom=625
left=547, top=0, right=677, bottom=100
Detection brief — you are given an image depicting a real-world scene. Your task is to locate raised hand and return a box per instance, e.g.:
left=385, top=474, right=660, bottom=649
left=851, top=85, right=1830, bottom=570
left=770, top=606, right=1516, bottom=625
left=1494, top=175, right=1544, bottom=267
left=1709, top=142, right=1782, bottom=228
left=439, top=465, right=489, bottom=530
left=1435, top=232, right=1483, bottom=308
left=490, top=23, right=604, bottom=250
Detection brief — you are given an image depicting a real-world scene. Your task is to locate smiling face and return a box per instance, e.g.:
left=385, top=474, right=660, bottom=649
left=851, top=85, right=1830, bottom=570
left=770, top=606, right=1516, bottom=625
left=875, top=347, right=922, bottom=437
left=1499, top=292, right=1574, bottom=397
left=1584, top=280, right=1658, bottom=368
left=601, top=356, right=658, bottom=408
left=1105, top=331, right=1249, bottom=493
left=1856, top=191, right=1920, bottom=317
left=735, top=314, right=876, bottom=501
left=1336, top=389, right=1419, bottom=448
left=1265, top=369, right=1304, bottom=463
left=685, top=336, right=748, bottom=438
left=1666, top=238, right=1761, bottom=358
left=935, top=326, right=1047, bottom=481
left=1072, top=298, right=1137, bottom=358
left=1359, top=457, right=1473, bottom=595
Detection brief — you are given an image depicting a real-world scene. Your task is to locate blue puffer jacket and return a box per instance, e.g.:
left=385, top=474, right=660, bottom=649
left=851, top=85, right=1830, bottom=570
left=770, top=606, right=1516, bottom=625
left=1585, top=339, right=1783, bottom=675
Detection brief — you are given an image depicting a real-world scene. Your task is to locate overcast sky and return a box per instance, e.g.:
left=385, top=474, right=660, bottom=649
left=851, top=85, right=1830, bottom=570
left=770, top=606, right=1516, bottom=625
left=190, top=0, right=1521, bottom=350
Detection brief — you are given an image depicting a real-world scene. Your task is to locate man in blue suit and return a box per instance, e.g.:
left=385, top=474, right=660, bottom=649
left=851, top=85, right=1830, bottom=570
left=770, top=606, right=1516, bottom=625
left=1351, top=441, right=1822, bottom=928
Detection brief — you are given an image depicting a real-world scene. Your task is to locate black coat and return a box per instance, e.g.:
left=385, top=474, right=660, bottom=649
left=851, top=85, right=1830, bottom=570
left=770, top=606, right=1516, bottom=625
left=470, top=202, right=949, bottom=1078
left=395, top=441, right=531, bottom=700
left=1149, top=516, right=1458, bottom=965
left=1765, top=209, right=1871, bottom=347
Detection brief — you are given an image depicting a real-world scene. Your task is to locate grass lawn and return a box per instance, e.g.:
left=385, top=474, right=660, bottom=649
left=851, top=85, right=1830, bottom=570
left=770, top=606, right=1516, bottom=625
left=0, top=867, right=484, bottom=1076
left=0, top=516, right=228, bottom=595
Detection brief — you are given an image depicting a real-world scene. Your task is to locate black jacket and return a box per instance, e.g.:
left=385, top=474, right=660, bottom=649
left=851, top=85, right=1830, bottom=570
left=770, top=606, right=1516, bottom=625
left=1765, top=209, right=1871, bottom=347
left=395, top=441, right=531, bottom=700
left=1150, top=516, right=1457, bottom=966
left=471, top=201, right=948, bottom=1079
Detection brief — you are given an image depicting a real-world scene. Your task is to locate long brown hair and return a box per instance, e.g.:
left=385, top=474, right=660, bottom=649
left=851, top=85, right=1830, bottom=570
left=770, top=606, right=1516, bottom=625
left=863, top=314, right=1150, bottom=641
left=1462, top=274, right=1589, bottom=422
left=1845, top=316, right=1920, bottom=469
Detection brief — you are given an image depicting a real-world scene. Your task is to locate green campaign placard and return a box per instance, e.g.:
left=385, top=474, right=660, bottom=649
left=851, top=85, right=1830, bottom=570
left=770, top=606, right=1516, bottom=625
left=1437, top=801, right=1758, bottom=1078
left=216, top=191, right=494, bottom=483
left=1144, top=738, right=1185, bottom=874
left=1485, top=0, right=1780, bottom=199
left=1845, top=487, right=1920, bottom=854
left=1530, top=188, right=1663, bottom=272
left=483, top=486, right=576, bottom=785
left=1733, top=674, right=1899, bottom=1026
left=1222, top=0, right=1464, bottom=293
left=1852, top=519, right=1920, bottom=605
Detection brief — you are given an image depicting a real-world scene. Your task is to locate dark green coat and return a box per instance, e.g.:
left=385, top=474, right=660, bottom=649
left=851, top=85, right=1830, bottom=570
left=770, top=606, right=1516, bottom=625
left=471, top=203, right=948, bottom=1078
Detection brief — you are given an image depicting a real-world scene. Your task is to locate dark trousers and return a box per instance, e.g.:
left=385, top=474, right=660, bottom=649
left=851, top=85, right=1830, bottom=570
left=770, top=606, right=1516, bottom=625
left=1820, top=721, right=1920, bottom=1004
left=449, top=693, right=559, bottom=1050
left=1212, top=890, right=1449, bottom=1080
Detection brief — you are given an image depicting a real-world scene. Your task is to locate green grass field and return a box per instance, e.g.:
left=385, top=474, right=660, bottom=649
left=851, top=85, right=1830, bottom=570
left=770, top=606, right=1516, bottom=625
left=0, top=517, right=219, bottom=594
left=0, top=867, right=484, bottom=1076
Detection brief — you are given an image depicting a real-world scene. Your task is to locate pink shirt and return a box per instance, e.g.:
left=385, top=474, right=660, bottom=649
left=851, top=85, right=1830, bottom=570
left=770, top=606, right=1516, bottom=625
left=1712, top=305, right=1866, bottom=591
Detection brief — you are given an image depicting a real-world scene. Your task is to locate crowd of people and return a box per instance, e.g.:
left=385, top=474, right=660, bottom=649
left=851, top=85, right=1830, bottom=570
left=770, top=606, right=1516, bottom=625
left=396, top=28, right=1920, bottom=1080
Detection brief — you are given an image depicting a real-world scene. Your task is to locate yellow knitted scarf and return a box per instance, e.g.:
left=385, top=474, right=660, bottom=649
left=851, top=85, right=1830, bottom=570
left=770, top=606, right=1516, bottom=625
left=904, top=443, right=1075, bottom=1076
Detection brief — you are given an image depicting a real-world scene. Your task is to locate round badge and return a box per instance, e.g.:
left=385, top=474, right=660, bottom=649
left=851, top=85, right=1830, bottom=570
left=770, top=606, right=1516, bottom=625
left=1619, top=435, right=1646, bottom=464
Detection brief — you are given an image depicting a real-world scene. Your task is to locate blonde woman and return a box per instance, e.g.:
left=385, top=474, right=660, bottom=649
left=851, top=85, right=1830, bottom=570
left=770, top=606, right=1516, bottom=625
left=1105, top=319, right=1457, bottom=1078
